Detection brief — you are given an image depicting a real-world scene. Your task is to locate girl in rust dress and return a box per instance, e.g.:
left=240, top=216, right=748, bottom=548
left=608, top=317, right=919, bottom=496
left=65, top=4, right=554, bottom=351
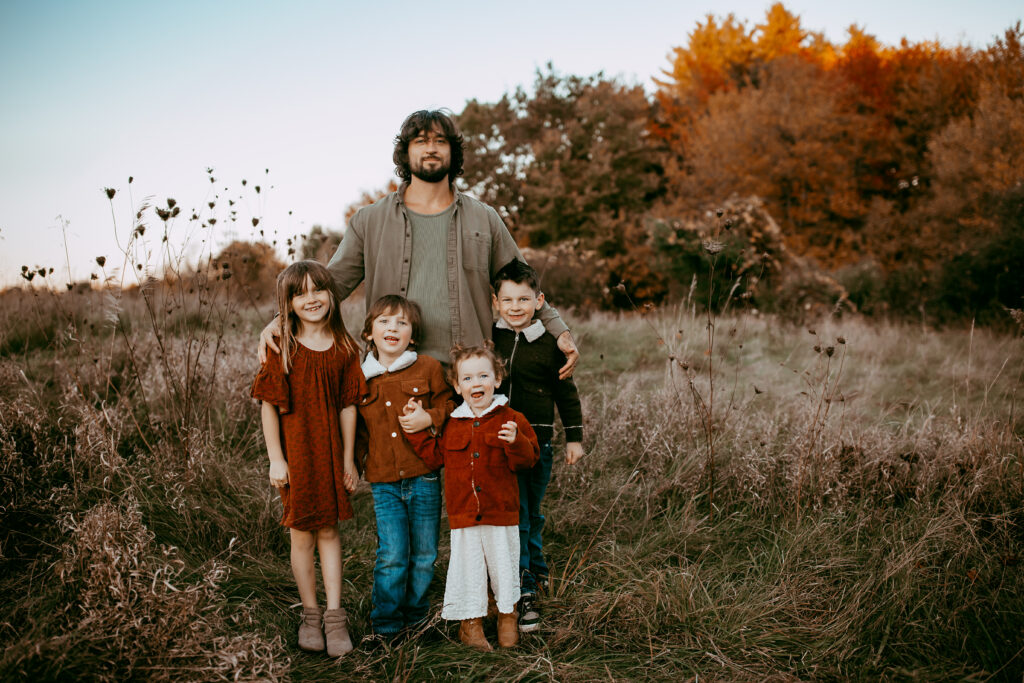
left=252, top=260, right=366, bottom=658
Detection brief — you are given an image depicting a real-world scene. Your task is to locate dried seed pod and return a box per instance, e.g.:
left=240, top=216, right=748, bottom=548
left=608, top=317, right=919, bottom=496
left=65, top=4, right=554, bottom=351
left=702, top=239, right=724, bottom=254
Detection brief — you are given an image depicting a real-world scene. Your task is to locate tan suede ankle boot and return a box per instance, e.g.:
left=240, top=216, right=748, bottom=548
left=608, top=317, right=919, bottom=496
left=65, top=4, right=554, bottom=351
left=297, top=606, right=325, bottom=652
left=323, top=607, right=354, bottom=658
left=497, top=610, right=519, bottom=648
left=458, top=617, right=493, bottom=652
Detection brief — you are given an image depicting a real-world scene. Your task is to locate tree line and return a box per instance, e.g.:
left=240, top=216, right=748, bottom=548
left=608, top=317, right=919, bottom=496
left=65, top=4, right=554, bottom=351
left=332, top=4, right=1024, bottom=323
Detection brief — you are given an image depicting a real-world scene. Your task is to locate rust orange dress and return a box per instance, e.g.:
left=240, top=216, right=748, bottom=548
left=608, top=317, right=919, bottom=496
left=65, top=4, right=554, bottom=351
left=251, top=341, right=367, bottom=531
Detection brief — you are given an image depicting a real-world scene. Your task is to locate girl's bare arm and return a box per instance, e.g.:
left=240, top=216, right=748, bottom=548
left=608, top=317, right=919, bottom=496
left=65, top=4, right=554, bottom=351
left=261, top=401, right=289, bottom=487
left=341, top=404, right=358, bottom=492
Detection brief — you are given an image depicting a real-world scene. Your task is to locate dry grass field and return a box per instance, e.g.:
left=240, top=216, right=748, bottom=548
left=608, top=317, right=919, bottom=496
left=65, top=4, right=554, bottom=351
left=1, top=278, right=1021, bottom=681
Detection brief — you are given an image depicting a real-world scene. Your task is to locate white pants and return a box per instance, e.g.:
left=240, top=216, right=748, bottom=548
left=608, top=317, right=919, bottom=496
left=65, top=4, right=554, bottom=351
left=441, top=525, right=520, bottom=620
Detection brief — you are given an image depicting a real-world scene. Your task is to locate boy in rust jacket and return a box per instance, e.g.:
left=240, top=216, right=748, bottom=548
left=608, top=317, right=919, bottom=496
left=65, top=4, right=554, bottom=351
left=356, top=296, right=455, bottom=643
left=403, top=343, right=538, bottom=651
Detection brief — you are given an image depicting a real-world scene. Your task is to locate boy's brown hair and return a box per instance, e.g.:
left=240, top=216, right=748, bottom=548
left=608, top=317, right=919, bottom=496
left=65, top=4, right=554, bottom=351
left=361, top=295, right=424, bottom=356
left=447, top=341, right=506, bottom=386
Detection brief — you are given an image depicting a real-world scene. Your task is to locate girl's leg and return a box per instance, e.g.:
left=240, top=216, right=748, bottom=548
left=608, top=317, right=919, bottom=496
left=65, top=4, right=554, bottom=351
left=316, top=524, right=343, bottom=610
left=289, top=528, right=319, bottom=608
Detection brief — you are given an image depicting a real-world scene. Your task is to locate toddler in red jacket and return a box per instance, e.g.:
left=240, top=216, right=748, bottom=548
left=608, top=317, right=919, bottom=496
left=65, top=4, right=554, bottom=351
left=403, top=343, right=539, bottom=651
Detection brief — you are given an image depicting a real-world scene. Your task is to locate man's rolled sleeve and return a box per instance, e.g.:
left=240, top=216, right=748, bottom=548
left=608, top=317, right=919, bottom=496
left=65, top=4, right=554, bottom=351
left=327, top=213, right=367, bottom=299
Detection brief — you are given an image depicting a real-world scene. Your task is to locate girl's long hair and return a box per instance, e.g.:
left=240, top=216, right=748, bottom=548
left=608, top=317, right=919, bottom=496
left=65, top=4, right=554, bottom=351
left=275, top=260, right=358, bottom=373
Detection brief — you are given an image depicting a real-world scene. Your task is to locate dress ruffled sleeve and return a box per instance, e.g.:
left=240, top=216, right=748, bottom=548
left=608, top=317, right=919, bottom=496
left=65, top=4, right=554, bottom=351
left=338, top=346, right=368, bottom=408
left=251, top=349, right=291, bottom=414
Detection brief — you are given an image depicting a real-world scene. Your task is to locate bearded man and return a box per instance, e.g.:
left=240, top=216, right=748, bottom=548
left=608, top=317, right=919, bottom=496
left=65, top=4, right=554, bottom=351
left=260, top=109, right=578, bottom=375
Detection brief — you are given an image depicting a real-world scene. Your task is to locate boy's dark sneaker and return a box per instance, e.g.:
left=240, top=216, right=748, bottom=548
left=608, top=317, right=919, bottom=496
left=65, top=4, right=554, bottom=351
left=518, top=594, right=540, bottom=633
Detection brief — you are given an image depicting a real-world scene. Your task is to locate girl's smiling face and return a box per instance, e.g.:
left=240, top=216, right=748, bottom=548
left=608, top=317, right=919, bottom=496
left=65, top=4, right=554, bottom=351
left=290, top=274, right=332, bottom=327
left=455, top=355, right=499, bottom=415
left=369, top=307, right=414, bottom=363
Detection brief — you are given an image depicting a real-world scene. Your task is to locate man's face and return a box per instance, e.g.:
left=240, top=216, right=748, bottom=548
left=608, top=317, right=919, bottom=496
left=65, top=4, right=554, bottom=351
left=408, top=125, right=451, bottom=184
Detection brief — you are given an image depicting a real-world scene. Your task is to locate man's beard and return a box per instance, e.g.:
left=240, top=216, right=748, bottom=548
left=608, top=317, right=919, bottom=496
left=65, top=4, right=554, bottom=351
left=411, top=158, right=450, bottom=184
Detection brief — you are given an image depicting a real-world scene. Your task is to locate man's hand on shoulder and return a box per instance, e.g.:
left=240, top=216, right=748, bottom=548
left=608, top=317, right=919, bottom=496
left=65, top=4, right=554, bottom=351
left=556, top=330, right=579, bottom=380
left=258, top=316, right=281, bottom=364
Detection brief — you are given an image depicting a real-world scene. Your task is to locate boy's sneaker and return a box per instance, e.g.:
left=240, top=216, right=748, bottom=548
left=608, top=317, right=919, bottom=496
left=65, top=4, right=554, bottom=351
left=517, top=594, right=540, bottom=633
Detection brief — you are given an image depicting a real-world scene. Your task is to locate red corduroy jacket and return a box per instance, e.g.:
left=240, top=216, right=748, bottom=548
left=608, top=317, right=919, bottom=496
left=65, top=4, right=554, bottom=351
left=405, top=401, right=539, bottom=529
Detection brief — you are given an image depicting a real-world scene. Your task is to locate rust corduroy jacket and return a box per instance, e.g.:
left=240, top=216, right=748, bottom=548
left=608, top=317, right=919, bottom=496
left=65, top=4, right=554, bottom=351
left=404, top=397, right=539, bottom=529
left=356, top=351, right=455, bottom=483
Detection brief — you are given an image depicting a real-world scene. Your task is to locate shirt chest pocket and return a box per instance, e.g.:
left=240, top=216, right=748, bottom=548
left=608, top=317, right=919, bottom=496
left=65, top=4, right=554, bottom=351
left=444, top=430, right=473, bottom=468
left=445, top=429, right=472, bottom=451
left=463, top=230, right=491, bottom=272
left=401, top=380, right=428, bottom=404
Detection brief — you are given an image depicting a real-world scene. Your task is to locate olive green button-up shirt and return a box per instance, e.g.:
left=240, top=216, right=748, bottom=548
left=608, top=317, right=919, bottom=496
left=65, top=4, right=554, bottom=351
left=327, top=185, right=567, bottom=363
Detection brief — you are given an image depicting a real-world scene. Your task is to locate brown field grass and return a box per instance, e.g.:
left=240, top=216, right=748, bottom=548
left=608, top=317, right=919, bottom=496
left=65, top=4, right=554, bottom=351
left=1, top=281, right=1021, bottom=681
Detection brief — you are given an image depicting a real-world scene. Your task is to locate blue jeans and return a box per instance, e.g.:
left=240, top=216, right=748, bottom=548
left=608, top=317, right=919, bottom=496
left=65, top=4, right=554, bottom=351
left=369, top=473, right=442, bottom=634
left=518, top=442, right=553, bottom=594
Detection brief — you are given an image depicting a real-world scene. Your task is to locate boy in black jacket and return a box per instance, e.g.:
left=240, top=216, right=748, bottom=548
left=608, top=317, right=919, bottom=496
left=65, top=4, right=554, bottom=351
left=491, top=260, right=584, bottom=634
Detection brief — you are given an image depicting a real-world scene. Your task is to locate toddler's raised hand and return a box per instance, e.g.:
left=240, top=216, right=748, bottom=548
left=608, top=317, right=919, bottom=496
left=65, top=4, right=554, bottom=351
left=498, top=420, right=518, bottom=443
left=398, top=398, right=431, bottom=433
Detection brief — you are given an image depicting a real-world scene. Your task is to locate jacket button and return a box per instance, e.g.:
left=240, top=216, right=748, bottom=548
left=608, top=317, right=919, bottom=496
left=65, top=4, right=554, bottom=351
left=392, top=432, right=397, bottom=438
left=475, top=485, right=481, bottom=492
left=385, top=400, right=391, bottom=407
left=413, top=387, right=418, bottom=392
left=399, top=470, right=404, bottom=476
left=473, top=452, right=479, bottom=458
left=473, top=421, right=480, bottom=427
left=475, top=514, right=482, bottom=521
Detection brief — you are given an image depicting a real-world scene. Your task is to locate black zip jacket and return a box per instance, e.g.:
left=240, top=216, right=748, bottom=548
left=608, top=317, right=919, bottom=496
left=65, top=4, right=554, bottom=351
left=492, top=321, right=583, bottom=444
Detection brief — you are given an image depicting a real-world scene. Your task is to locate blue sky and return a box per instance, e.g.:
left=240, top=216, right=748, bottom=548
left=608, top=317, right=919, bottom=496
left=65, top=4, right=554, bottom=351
left=1, top=0, right=1020, bottom=288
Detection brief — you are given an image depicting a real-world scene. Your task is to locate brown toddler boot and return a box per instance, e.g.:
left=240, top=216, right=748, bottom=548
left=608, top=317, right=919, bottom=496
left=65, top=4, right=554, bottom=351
left=297, top=606, right=325, bottom=652
left=323, top=607, right=354, bottom=658
left=458, top=617, right=493, bottom=652
left=497, top=610, right=519, bottom=648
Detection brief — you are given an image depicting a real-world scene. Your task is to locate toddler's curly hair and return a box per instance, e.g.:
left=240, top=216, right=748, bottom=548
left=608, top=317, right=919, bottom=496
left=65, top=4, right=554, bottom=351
left=447, top=341, right=506, bottom=386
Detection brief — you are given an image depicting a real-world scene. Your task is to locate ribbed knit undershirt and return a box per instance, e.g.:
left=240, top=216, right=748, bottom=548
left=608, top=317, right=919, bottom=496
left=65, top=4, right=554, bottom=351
left=406, top=203, right=456, bottom=363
